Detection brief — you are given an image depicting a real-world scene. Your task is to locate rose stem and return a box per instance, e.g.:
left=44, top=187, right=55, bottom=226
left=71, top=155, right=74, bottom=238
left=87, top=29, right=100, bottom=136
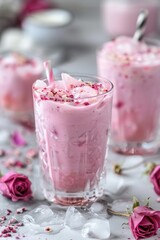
left=107, top=208, right=130, bottom=218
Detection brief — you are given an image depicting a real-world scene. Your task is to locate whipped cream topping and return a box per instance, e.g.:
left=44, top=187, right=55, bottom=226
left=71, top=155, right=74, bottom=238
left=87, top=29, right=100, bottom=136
left=0, top=53, right=43, bottom=76
left=34, top=73, right=110, bottom=105
left=100, top=37, right=160, bottom=66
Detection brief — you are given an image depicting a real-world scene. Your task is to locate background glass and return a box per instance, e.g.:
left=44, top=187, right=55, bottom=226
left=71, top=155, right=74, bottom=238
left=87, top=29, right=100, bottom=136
left=101, top=0, right=159, bottom=37
left=97, top=38, right=160, bottom=155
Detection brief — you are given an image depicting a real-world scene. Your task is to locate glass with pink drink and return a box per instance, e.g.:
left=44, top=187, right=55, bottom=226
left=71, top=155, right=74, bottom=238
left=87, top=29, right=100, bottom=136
left=97, top=36, right=160, bottom=155
left=33, top=73, right=113, bottom=206
left=101, top=0, right=159, bottom=37
left=0, top=52, right=43, bottom=127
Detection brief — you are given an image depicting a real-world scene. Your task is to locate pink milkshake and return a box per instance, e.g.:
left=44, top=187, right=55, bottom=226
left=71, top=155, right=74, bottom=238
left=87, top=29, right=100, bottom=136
left=97, top=36, right=160, bottom=155
left=0, top=52, right=43, bottom=126
left=102, top=0, right=159, bottom=37
left=33, top=73, right=113, bottom=205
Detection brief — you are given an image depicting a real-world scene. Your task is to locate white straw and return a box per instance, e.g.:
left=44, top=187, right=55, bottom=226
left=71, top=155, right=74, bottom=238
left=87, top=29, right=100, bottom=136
left=43, top=60, right=55, bottom=86
left=133, top=10, right=149, bottom=41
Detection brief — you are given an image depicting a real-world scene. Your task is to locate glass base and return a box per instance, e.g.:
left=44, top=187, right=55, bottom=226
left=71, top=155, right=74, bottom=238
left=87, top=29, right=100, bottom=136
left=54, top=196, right=91, bottom=206
left=111, top=140, right=160, bottom=156
left=43, top=188, right=103, bottom=207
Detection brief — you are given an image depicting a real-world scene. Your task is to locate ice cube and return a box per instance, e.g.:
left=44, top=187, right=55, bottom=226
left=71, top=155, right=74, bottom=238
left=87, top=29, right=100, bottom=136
left=23, top=205, right=64, bottom=235
left=34, top=80, right=47, bottom=88
left=23, top=205, right=64, bottom=226
left=61, top=73, right=82, bottom=90
left=64, top=206, right=86, bottom=230
left=23, top=214, right=35, bottom=224
left=90, top=202, right=105, bottom=213
left=25, top=223, right=42, bottom=234
left=71, top=85, right=97, bottom=99
left=30, top=205, right=54, bottom=223
left=82, top=218, right=110, bottom=239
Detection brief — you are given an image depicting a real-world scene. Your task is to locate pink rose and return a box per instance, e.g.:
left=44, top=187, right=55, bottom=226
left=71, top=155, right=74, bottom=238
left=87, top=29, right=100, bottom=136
left=150, top=165, right=160, bottom=195
left=0, top=172, right=32, bottom=201
left=129, top=206, right=160, bottom=240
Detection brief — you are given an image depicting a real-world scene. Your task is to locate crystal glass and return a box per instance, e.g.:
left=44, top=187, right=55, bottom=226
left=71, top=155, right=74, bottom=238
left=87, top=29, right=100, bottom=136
left=97, top=37, right=160, bottom=155
left=0, top=51, right=43, bottom=128
left=101, top=0, right=159, bottom=37
left=33, top=74, right=113, bottom=206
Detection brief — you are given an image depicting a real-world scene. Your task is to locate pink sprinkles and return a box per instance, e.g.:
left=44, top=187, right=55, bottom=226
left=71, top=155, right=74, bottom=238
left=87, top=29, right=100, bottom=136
left=34, top=81, right=109, bottom=105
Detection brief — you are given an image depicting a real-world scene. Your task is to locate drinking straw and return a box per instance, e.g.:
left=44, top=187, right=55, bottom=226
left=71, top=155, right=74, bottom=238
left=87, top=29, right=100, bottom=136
left=43, top=60, right=55, bottom=87
left=133, top=10, right=148, bottom=41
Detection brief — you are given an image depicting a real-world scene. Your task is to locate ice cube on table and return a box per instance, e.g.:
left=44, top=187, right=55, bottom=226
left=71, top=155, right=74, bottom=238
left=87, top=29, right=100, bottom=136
left=90, top=202, right=105, bottom=213
left=88, top=200, right=110, bottom=219
left=22, top=205, right=64, bottom=235
left=28, top=205, right=54, bottom=224
left=64, top=206, right=86, bottom=230
left=82, top=218, right=110, bottom=239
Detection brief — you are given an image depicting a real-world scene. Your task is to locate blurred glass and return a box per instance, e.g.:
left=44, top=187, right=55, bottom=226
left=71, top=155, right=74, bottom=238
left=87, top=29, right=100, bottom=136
left=101, top=0, right=160, bottom=37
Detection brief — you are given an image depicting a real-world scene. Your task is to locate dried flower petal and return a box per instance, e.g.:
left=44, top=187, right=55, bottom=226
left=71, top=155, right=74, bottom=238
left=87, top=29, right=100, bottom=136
left=5, top=159, right=27, bottom=169
left=16, top=207, right=27, bottom=214
left=10, top=131, right=27, bottom=147
left=26, top=148, right=38, bottom=159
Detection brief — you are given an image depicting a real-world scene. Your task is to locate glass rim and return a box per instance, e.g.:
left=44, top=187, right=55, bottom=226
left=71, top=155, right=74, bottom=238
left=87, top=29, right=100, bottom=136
left=33, top=73, right=114, bottom=101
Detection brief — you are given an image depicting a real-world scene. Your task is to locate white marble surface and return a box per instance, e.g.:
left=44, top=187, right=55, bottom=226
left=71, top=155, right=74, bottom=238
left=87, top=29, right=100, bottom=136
left=0, top=117, right=160, bottom=240
left=0, top=0, right=160, bottom=239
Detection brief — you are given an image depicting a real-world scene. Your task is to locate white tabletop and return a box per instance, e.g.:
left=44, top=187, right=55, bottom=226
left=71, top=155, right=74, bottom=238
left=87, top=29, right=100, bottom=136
left=0, top=0, right=160, bottom=239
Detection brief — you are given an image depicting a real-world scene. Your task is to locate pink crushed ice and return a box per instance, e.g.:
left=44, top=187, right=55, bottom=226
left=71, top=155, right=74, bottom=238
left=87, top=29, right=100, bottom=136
left=33, top=73, right=110, bottom=105
left=10, top=131, right=27, bottom=147
left=61, top=73, right=82, bottom=90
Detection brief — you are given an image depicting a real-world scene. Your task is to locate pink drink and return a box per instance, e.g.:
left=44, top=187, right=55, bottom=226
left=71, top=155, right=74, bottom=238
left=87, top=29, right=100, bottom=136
left=97, top=37, right=160, bottom=155
left=33, top=74, right=113, bottom=205
left=102, top=0, right=159, bottom=37
left=0, top=53, right=43, bottom=125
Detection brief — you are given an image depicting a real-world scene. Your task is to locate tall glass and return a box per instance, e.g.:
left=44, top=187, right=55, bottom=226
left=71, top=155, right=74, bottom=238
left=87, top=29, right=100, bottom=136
left=0, top=52, right=43, bottom=128
left=33, top=74, right=113, bottom=206
left=101, top=0, right=159, bottom=37
left=97, top=37, right=160, bottom=155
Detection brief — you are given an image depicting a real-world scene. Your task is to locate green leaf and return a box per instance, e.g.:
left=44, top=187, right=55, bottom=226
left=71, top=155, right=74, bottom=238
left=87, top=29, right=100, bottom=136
left=144, top=162, right=156, bottom=175
left=144, top=197, right=150, bottom=207
left=132, top=196, right=140, bottom=210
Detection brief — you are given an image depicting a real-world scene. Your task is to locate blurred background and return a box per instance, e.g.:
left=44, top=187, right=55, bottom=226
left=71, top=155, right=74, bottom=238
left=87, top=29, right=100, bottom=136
left=0, top=0, right=103, bottom=68
left=0, top=0, right=159, bottom=70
